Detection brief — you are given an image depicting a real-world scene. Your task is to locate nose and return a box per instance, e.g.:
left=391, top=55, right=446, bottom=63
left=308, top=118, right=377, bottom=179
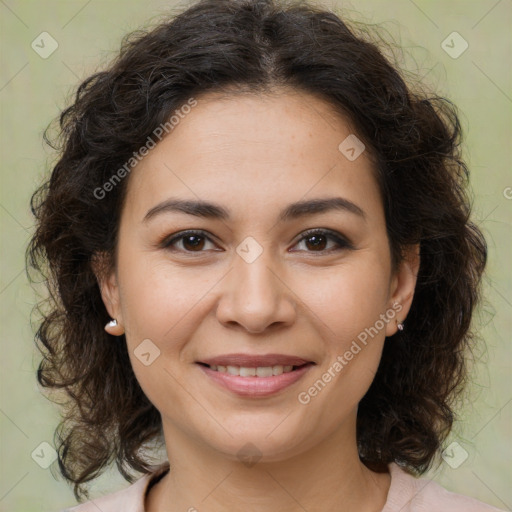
left=215, top=250, right=297, bottom=334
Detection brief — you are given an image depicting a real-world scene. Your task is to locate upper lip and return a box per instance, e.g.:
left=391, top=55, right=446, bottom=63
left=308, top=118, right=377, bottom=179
left=198, top=353, right=313, bottom=367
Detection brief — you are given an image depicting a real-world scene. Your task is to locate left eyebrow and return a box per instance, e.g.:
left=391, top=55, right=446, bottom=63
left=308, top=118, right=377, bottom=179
left=142, top=196, right=366, bottom=223
left=279, top=197, right=366, bottom=222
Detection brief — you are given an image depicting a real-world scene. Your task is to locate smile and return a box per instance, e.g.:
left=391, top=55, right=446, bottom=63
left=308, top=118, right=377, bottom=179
left=205, top=364, right=296, bottom=377
left=196, top=356, right=315, bottom=398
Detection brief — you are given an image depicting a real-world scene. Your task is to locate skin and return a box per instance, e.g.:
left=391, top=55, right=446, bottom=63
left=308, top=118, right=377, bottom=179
left=97, top=87, right=420, bottom=512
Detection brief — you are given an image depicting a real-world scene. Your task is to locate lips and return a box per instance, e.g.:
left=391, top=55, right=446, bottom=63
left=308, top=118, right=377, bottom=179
left=198, top=353, right=312, bottom=367
left=196, top=353, right=315, bottom=397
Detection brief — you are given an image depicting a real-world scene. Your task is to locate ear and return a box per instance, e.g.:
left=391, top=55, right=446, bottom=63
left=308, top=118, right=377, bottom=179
left=91, top=252, right=124, bottom=333
left=385, top=243, right=420, bottom=337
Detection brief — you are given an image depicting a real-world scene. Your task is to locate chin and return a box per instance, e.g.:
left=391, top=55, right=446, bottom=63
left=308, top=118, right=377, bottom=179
left=195, top=419, right=316, bottom=463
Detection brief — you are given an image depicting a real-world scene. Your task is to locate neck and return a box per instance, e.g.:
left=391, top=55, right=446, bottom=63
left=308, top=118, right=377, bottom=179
left=146, top=419, right=390, bottom=512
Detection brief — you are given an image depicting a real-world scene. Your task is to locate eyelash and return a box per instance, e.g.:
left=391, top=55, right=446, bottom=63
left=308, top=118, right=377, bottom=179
left=160, top=228, right=354, bottom=255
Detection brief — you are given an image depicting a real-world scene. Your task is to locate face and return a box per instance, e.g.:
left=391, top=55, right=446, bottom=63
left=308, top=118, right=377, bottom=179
left=99, top=89, right=418, bottom=463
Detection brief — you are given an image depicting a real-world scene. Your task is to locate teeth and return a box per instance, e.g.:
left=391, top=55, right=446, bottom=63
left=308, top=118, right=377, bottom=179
left=240, top=367, right=256, bottom=377
left=227, top=365, right=238, bottom=375
left=256, top=366, right=273, bottom=377
left=209, top=364, right=296, bottom=377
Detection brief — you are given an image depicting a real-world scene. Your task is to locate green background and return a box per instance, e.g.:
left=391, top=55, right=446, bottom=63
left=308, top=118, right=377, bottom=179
left=1, top=0, right=510, bottom=510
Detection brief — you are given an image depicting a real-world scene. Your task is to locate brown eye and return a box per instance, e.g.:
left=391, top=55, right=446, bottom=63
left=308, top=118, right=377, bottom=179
left=161, top=228, right=353, bottom=255
left=303, top=233, right=328, bottom=251
left=292, top=229, right=353, bottom=253
left=162, top=230, right=217, bottom=253
left=181, top=234, right=206, bottom=251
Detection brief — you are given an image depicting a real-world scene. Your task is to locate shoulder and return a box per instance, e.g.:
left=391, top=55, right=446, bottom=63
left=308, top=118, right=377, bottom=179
left=382, top=463, right=506, bottom=512
left=60, top=462, right=170, bottom=512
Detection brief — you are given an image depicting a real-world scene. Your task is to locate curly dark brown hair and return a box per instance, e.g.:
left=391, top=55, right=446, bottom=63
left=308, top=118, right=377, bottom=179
left=26, top=0, right=487, bottom=502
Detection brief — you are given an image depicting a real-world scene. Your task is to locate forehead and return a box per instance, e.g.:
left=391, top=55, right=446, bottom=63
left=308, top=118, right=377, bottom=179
left=122, top=89, right=382, bottom=224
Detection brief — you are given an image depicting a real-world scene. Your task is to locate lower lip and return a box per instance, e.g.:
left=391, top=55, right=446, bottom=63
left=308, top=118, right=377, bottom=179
left=198, top=363, right=314, bottom=397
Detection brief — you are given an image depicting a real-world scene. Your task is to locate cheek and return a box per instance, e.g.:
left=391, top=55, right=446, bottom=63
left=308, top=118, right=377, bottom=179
left=118, top=252, right=206, bottom=342
left=294, top=253, right=392, bottom=344
left=116, top=256, right=210, bottom=414
left=291, top=253, right=391, bottom=419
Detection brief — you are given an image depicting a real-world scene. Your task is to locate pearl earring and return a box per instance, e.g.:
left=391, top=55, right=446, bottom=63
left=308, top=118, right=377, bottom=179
left=396, top=319, right=404, bottom=331
left=105, top=318, right=124, bottom=335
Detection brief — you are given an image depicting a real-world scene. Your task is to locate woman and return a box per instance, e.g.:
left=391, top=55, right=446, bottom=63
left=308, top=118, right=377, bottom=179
left=27, top=0, right=504, bottom=510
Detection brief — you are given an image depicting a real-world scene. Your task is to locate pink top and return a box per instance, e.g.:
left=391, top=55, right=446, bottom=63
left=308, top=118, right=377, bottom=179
left=64, top=462, right=505, bottom=511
